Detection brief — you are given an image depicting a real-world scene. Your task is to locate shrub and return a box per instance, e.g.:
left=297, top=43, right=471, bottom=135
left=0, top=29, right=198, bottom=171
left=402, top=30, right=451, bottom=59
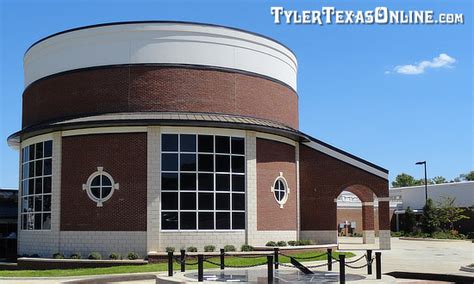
left=265, top=241, right=277, bottom=247
left=296, top=239, right=314, bottom=246
left=351, top=232, right=363, bottom=237
left=204, top=245, right=216, bottom=252
left=165, top=247, right=175, bottom=253
left=109, top=252, right=121, bottom=260
left=287, top=241, right=297, bottom=246
left=88, top=252, right=102, bottom=260
left=241, top=244, right=254, bottom=252
left=224, top=245, right=236, bottom=252
left=391, top=231, right=403, bottom=237
left=187, top=246, right=197, bottom=252
left=127, top=252, right=139, bottom=260
left=52, top=253, right=64, bottom=259
left=277, top=241, right=287, bottom=247
left=421, top=199, right=440, bottom=234
left=70, top=252, right=81, bottom=259
left=30, top=254, right=40, bottom=258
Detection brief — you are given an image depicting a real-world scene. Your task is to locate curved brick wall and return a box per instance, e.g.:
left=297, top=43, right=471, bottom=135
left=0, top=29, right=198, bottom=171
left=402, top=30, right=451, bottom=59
left=22, top=66, right=299, bottom=129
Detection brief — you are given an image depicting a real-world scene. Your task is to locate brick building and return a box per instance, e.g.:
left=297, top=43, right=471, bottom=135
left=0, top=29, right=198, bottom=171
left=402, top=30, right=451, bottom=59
left=7, top=21, right=391, bottom=257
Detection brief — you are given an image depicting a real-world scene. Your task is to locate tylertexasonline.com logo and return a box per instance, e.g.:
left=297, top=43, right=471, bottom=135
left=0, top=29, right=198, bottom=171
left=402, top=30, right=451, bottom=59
left=271, top=6, right=464, bottom=25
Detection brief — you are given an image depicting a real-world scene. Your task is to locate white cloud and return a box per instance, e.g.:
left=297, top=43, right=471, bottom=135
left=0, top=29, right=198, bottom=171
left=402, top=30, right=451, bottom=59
left=393, top=53, right=456, bottom=75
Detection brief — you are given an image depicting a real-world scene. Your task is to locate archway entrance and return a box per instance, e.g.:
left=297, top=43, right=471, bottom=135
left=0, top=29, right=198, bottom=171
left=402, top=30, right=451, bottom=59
left=336, top=185, right=377, bottom=245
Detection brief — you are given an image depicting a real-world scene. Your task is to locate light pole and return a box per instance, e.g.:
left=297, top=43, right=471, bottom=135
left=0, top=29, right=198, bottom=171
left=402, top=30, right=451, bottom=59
left=415, top=161, right=428, bottom=204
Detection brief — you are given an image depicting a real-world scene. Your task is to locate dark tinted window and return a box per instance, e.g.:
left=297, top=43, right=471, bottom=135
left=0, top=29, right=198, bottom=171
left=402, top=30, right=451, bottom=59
left=180, top=134, right=196, bottom=152
left=216, top=212, right=230, bottom=229
left=216, top=174, right=230, bottom=191
left=198, top=135, right=214, bottom=153
left=35, top=143, right=43, bottom=159
left=231, top=156, right=245, bottom=173
left=162, top=154, right=178, bottom=171
left=198, top=154, right=213, bottom=172
left=199, top=212, right=214, bottom=229
left=162, top=192, right=178, bottom=210
left=162, top=173, right=178, bottom=190
left=180, top=154, right=196, bottom=171
left=180, top=212, right=196, bottom=229
left=232, top=212, right=245, bottom=229
left=198, top=193, right=214, bottom=210
left=232, top=194, right=245, bottom=210
left=215, top=136, right=230, bottom=153
left=180, top=192, right=196, bottom=210
left=216, top=193, right=230, bottom=210
left=216, top=155, right=230, bottom=172
left=232, top=175, right=245, bottom=192
left=44, top=141, right=52, bottom=157
left=180, top=173, right=196, bottom=190
left=162, top=134, right=178, bottom=152
left=231, top=137, right=245, bottom=154
left=198, top=174, right=213, bottom=191
left=162, top=212, right=178, bottom=229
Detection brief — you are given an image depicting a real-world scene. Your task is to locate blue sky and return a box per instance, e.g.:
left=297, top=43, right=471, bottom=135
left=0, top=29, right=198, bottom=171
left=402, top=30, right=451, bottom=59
left=0, top=0, right=472, bottom=188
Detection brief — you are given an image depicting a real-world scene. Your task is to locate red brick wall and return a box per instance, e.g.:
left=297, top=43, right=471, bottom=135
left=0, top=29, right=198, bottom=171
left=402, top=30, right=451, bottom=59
left=23, top=66, right=298, bottom=129
left=61, top=133, right=147, bottom=231
left=256, top=138, right=297, bottom=231
left=299, top=144, right=388, bottom=231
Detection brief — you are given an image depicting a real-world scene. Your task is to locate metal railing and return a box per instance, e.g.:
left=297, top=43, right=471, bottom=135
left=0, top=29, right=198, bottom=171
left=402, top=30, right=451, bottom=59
left=166, top=247, right=382, bottom=282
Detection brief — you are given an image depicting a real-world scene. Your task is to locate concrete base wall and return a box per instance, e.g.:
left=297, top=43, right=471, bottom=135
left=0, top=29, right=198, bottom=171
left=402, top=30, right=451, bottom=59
left=300, top=230, right=338, bottom=244
left=363, top=230, right=375, bottom=244
left=18, top=231, right=60, bottom=257
left=158, top=231, right=246, bottom=251
left=379, top=230, right=391, bottom=249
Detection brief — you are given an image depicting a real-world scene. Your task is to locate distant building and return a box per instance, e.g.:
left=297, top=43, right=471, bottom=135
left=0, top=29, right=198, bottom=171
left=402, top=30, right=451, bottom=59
left=389, top=181, right=474, bottom=233
left=0, top=188, right=18, bottom=260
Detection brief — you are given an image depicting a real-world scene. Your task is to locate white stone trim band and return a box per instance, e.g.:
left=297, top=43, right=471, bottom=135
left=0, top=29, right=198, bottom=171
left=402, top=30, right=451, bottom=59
left=24, top=22, right=297, bottom=90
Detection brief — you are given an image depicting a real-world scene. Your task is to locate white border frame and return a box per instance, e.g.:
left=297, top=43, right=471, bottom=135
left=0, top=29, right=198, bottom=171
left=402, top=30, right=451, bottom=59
left=82, top=167, right=119, bottom=207
left=271, top=172, right=290, bottom=208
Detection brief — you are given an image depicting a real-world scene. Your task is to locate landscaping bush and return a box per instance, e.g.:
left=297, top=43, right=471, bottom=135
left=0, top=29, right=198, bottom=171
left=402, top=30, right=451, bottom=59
left=276, top=241, right=287, bottom=247
left=70, top=252, right=81, bottom=259
left=287, top=240, right=297, bottom=246
left=109, top=252, right=121, bottom=260
left=241, top=244, right=254, bottom=251
left=265, top=241, right=277, bottom=247
left=351, top=232, right=363, bottom=237
left=187, top=246, right=197, bottom=252
left=30, top=254, right=40, bottom=258
left=165, top=247, right=175, bottom=253
left=296, top=239, right=314, bottom=246
left=88, top=252, right=102, bottom=260
left=204, top=245, right=216, bottom=252
left=224, top=245, right=236, bottom=252
left=52, top=253, right=64, bottom=259
left=127, top=252, right=139, bottom=260
left=390, top=231, right=404, bottom=237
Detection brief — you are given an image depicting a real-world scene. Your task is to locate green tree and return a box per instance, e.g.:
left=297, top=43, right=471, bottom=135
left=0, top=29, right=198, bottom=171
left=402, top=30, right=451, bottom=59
left=432, top=176, right=447, bottom=184
left=436, top=196, right=470, bottom=231
left=459, top=171, right=474, bottom=181
left=403, top=206, right=416, bottom=233
left=421, top=198, right=439, bottom=234
left=392, top=173, right=424, bottom=188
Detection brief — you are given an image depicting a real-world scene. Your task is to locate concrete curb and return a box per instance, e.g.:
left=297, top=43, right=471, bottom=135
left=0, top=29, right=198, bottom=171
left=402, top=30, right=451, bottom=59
left=399, top=237, right=469, bottom=242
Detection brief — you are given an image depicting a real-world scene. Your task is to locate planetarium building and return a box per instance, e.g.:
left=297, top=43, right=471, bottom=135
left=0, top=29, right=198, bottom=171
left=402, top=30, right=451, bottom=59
left=8, top=22, right=391, bottom=257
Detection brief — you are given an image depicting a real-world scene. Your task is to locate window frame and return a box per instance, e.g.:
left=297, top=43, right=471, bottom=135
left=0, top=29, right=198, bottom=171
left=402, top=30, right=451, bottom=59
left=20, top=140, right=53, bottom=231
left=82, top=167, right=119, bottom=207
left=271, top=173, right=290, bottom=208
left=160, top=132, right=246, bottom=232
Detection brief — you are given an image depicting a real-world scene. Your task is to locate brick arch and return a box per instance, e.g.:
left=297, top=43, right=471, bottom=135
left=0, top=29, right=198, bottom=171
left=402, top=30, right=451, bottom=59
left=338, top=184, right=375, bottom=202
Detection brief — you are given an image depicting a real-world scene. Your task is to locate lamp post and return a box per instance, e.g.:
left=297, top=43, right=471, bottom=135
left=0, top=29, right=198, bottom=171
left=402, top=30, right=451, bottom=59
left=415, top=161, right=428, bottom=204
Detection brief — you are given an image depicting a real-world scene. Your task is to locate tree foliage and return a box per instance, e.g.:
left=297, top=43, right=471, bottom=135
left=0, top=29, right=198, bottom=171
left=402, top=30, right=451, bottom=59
left=403, top=206, right=416, bottom=233
left=432, top=176, right=447, bottom=184
left=459, top=171, right=474, bottom=181
left=436, top=196, right=470, bottom=230
left=392, top=173, right=424, bottom=188
left=421, top=198, right=439, bottom=234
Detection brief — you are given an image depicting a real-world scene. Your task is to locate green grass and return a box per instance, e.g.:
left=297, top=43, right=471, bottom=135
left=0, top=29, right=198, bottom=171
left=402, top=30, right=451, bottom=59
left=0, top=251, right=354, bottom=277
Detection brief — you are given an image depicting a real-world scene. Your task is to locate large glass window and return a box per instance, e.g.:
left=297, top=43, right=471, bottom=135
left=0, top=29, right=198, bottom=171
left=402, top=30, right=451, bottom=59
left=161, top=134, right=245, bottom=230
left=21, top=140, right=53, bottom=230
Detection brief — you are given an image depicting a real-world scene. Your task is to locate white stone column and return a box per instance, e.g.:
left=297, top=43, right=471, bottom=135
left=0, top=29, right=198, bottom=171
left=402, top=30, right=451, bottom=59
left=147, top=126, right=161, bottom=253
left=245, top=131, right=257, bottom=245
left=51, top=132, right=62, bottom=251
left=295, top=143, right=301, bottom=240
left=379, top=230, right=391, bottom=250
